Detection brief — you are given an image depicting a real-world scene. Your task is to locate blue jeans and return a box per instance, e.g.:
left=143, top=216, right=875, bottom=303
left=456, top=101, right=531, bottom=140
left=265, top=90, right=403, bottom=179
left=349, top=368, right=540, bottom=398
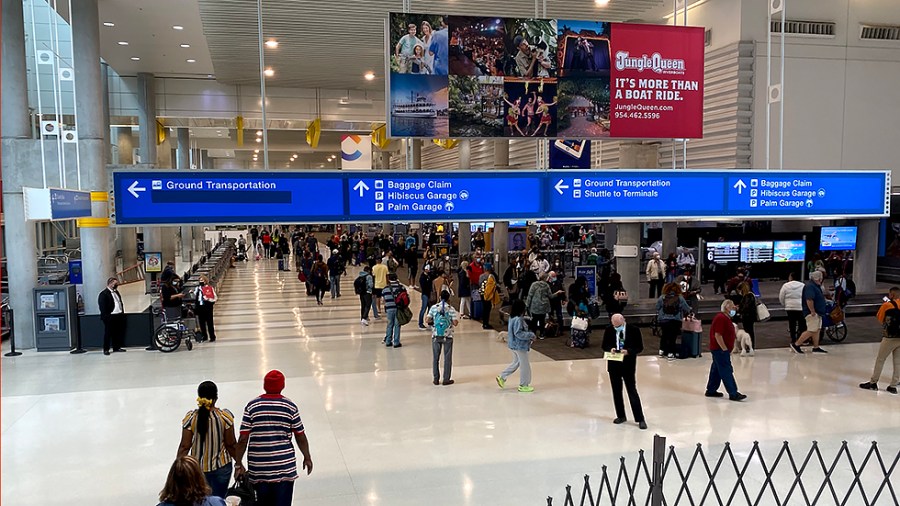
left=330, top=275, right=341, bottom=298
left=432, top=338, right=453, bottom=382
left=254, top=480, right=295, bottom=506
left=385, top=308, right=400, bottom=346
left=706, top=349, right=739, bottom=397
left=204, top=461, right=232, bottom=498
left=418, top=294, right=430, bottom=327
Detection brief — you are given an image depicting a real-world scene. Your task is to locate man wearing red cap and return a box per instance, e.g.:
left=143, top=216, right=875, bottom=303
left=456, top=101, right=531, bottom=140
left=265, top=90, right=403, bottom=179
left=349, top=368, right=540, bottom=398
left=235, top=370, right=313, bottom=505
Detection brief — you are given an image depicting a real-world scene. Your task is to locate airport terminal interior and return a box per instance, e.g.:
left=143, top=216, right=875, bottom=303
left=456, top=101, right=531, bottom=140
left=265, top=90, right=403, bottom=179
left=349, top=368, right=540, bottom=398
left=3, top=1, right=900, bottom=505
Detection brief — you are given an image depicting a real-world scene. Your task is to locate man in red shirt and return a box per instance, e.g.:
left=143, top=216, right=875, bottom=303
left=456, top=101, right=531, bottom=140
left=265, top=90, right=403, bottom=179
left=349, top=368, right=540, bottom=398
left=705, top=300, right=747, bottom=401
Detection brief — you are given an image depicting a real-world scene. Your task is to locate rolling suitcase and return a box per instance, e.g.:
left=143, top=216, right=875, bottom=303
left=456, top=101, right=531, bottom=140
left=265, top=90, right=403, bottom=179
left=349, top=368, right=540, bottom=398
left=680, top=331, right=701, bottom=358
left=472, top=300, right=483, bottom=321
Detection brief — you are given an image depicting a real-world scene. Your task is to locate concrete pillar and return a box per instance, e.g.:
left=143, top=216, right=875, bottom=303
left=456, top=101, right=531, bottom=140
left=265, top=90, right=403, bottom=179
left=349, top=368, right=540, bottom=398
left=157, top=135, right=173, bottom=168
left=493, top=222, right=509, bottom=280
left=619, top=142, right=660, bottom=169
left=200, top=150, right=211, bottom=170
left=194, top=227, right=205, bottom=253
left=115, top=128, right=134, bottom=164
left=177, top=128, right=192, bottom=259
left=121, top=228, right=138, bottom=266
left=494, top=139, right=510, bottom=168
left=616, top=224, right=641, bottom=300
left=0, top=0, right=39, bottom=349
left=855, top=219, right=879, bottom=294
left=406, top=139, right=422, bottom=170
left=72, top=0, right=116, bottom=315
left=662, top=222, right=677, bottom=257
left=459, top=139, right=471, bottom=169
left=136, top=73, right=157, bottom=165
left=459, top=224, right=472, bottom=255
left=605, top=224, right=617, bottom=249
left=101, top=62, right=111, bottom=164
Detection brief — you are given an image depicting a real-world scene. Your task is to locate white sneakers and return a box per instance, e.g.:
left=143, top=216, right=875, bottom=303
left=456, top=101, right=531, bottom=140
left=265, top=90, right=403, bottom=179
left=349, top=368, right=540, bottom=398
left=361, top=319, right=369, bottom=326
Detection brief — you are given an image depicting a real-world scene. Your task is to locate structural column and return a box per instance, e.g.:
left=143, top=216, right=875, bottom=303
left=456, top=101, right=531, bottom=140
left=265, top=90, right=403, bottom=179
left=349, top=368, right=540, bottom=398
left=459, top=139, right=472, bottom=169
left=855, top=219, right=878, bottom=294
left=72, top=0, right=116, bottom=315
left=493, top=222, right=509, bottom=281
left=617, top=142, right=659, bottom=299
left=1, top=0, right=39, bottom=347
left=136, top=73, right=157, bottom=166
left=662, top=222, right=677, bottom=257
left=494, top=139, right=510, bottom=168
left=458, top=140, right=473, bottom=255
left=176, top=128, right=192, bottom=260
left=406, top=139, right=422, bottom=170
left=380, top=151, right=391, bottom=169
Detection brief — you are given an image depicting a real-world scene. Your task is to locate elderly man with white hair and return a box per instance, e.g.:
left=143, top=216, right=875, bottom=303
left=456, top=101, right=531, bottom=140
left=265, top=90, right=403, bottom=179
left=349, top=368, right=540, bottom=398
left=792, top=270, right=829, bottom=354
left=706, top=299, right=747, bottom=401
left=601, top=314, right=647, bottom=429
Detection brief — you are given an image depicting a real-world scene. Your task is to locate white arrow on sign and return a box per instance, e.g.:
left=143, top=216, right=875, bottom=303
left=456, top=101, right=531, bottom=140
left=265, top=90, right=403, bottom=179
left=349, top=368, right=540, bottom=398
left=733, top=179, right=747, bottom=195
left=353, top=181, right=370, bottom=197
left=554, top=179, right=570, bottom=195
left=128, top=181, right=146, bottom=198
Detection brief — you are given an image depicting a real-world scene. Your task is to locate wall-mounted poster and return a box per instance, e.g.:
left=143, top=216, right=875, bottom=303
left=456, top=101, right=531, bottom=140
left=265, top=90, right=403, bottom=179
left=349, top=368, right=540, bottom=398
left=549, top=140, right=592, bottom=169
left=386, top=13, right=704, bottom=140
left=144, top=252, right=163, bottom=273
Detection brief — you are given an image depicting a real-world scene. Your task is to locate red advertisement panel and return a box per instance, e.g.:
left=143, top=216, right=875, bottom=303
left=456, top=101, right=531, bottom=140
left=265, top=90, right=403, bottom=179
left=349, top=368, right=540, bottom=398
left=609, top=23, right=705, bottom=139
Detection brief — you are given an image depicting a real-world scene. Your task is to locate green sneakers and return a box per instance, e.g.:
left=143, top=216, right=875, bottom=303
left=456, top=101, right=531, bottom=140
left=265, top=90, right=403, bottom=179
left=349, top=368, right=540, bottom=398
left=496, top=376, right=505, bottom=389
left=517, top=385, right=534, bottom=393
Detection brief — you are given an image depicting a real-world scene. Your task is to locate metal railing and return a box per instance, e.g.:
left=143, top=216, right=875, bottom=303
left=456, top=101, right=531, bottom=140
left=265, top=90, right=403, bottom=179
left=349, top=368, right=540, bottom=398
left=116, top=262, right=146, bottom=285
left=549, top=436, right=900, bottom=506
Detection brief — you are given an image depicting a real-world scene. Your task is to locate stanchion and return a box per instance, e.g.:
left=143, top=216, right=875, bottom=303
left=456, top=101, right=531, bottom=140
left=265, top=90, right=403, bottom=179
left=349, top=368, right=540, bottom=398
left=70, top=315, right=87, bottom=354
left=4, top=309, right=22, bottom=357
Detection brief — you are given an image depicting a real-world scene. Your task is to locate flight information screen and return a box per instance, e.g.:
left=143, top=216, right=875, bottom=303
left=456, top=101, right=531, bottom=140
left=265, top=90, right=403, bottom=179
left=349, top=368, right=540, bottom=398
left=706, top=242, right=740, bottom=263
left=741, top=241, right=774, bottom=263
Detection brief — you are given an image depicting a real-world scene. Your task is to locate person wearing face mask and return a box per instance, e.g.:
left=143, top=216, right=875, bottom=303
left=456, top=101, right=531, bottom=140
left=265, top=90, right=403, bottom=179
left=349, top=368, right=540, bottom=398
left=601, top=314, right=647, bottom=430
left=675, top=267, right=702, bottom=315
left=705, top=300, right=747, bottom=401
left=193, top=275, right=218, bottom=342
left=98, top=276, right=127, bottom=355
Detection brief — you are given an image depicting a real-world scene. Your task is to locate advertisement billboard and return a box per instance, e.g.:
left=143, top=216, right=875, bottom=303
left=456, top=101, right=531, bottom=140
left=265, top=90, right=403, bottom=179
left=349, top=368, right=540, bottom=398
left=386, top=14, right=704, bottom=140
left=774, top=240, right=806, bottom=262
left=549, top=140, right=592, bottom=169
left=820, top=227, right=858, bottom=251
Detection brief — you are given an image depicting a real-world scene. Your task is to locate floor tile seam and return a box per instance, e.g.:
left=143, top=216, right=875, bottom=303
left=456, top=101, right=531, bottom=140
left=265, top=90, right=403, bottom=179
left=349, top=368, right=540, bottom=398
left=0, top=397, right=41, bottom=435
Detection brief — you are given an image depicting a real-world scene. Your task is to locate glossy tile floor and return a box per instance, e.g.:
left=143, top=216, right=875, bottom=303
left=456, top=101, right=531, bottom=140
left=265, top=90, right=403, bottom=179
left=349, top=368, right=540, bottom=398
left=3, top=257, right=900, bottom=505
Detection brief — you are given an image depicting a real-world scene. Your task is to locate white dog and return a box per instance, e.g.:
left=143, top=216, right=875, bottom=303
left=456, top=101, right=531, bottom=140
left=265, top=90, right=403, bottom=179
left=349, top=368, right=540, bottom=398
left=733, top=323, right=754, bottom=356
left=497, top=331, right=508, bottom=342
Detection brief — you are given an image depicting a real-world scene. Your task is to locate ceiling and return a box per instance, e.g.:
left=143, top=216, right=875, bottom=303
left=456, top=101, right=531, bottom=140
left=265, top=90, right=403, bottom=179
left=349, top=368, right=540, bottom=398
left=90, top=0, right=671, bottom=89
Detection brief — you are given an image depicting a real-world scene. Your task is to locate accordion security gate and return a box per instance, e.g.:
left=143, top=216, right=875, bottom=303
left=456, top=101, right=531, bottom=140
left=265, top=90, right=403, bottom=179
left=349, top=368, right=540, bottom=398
left=548, top=436, right=900, bottom=506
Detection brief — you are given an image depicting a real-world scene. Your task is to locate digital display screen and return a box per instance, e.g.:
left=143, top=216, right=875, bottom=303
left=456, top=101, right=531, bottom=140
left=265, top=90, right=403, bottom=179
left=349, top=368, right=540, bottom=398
left=706, top=242, right=740, bottom=263
left=509, top=221, right=528, bottom=228
left=740, top=241, right=774, bottom=263
left=774, top=240, right=806, bottom=262
left=820, top=226, right=858, bottom=251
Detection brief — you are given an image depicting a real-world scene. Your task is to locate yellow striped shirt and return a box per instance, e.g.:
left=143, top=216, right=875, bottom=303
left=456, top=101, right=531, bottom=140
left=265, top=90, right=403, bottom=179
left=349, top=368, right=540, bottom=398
left=182, top=407, right=235, bottom=472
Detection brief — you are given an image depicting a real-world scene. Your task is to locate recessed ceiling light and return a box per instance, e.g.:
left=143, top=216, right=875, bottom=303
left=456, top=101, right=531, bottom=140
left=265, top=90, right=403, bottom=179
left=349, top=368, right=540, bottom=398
left=130, top=56, right=140, bottom=61
left=256, top=138, right=262, bottom=143
left=254, top=149, right=259, bottom=153
left=256, top=130, right=263, bottom=136
left=103, top=22, right=115, bottom=27
left=117, top=41, right=129, bottom=46
left=364, top=72, right=376, bottom=81
left=595, top=0, right=610, bottom=5
left=173, top=25, right=184, bottom=30
left=264, top=68, right=275, bottom=77
left=265, top=39, right=278, bottom=48
left=180, top=43, right=191, bottom=48
left=186, top=59, right=196, bottom=63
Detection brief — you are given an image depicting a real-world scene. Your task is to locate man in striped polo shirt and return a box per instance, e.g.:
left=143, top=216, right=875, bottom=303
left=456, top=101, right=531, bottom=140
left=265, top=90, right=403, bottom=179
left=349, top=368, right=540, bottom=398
left=235, top=370, right=313, bottom=505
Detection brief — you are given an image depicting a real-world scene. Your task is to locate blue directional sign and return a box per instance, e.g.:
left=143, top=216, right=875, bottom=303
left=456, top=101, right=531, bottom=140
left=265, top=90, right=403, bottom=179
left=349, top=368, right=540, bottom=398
left=111, top=169, right=889, bottom=225
left=112, top=172, right=345, bottom=224
left=50, top=189, right=92, bottom=220
left=347, top=173, right=542, bottom=221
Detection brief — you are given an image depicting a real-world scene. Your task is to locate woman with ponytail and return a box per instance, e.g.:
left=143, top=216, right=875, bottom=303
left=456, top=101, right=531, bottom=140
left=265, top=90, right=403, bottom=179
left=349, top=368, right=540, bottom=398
left=177, top=381, right=240, bottom=498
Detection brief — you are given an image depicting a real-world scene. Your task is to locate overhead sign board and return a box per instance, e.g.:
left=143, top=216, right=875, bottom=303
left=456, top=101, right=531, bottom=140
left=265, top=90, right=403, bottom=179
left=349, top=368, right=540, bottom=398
left=24, top=187, right=93, bottom=221
left=111, top=170, right=889, bottom=225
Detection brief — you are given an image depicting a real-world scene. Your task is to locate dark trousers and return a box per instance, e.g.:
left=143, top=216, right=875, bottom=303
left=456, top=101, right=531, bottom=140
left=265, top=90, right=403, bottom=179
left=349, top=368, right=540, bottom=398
left=660, top=320, right=681, bottom=355
left=529, top=313, right=546, bottom=337
left=360, top=293, right=372, bottom=320
left=706, top=349, right=739, bottom=397
left=433, top=338, right=453, bottom=383
left=609, top=369, right=644, bottom=422
left=204, top=462, right=232, bottom=498
left=740, top=316, right=755, bottom=348
left=786, top=310, right=806, bottom=342
left=197, top=303, right=216, bottom=341
left=102, top=313, right=125, bottom=352
left=482, top=300, right=493, bottom=328
left=649, top=279, right=664, bottom=299
left=254, top=480, right=295, bottom=506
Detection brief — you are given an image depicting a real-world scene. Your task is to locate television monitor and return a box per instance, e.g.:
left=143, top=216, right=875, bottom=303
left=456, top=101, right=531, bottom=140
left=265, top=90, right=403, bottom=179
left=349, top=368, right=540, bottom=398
left=509, top=220, right=528, bottom=228
left=740, top=241, right=774, bottom=263
left=706, top=242, right=740, bottom=263
left=820, top=226, right=858, bottom=251
left=773, top=240, right=805, bottom=262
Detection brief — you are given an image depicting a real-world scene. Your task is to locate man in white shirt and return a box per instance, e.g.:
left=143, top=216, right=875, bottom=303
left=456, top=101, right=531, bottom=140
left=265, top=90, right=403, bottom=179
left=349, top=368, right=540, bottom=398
left=677, top=247, right=696, bottom=274
left=98, top=277, right=126, bottom=355
left=425, top=290, right=460, bottom=386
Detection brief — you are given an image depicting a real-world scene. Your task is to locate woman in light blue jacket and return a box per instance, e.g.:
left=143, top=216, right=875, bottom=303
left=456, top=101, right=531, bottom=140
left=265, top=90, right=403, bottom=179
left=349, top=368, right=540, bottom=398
left=496, top=299, right=536, bottom=393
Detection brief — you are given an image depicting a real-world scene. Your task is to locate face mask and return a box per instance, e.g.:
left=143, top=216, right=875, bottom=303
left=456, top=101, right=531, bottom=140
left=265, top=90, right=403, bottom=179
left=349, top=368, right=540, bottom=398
left=729, top=309, right=736, bottom=317
left=549, top=277, right=556, bottom=283
left=614, top=325, right=625, bottom=333
left=200, top=281, right=206, bottom=285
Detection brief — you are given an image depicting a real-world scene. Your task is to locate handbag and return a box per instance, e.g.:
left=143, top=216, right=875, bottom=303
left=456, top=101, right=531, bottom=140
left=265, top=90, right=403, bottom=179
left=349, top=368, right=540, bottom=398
left=226, top=475, right=257, bottom=506
left=829, top=305, right=845, bottom=324
left=681, top=316, right=702, bottom=333
left=297, top=271, right=307, bottom=283
left=614, top=290, right=629, bottom=301
left=571, top=316, right=589, bottom=331
left=756, top=300, right=771, bottom=322
left=397, top=306, right=413, bottom=326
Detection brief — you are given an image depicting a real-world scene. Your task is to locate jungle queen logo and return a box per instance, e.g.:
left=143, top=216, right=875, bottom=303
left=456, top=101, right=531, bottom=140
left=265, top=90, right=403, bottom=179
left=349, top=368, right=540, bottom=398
left=615, top=51, right=686, bottom=75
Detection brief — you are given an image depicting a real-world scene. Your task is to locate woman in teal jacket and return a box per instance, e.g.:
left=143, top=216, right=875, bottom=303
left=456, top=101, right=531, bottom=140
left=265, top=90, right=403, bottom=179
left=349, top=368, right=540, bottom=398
left=496, top=299, right=537, bottom=393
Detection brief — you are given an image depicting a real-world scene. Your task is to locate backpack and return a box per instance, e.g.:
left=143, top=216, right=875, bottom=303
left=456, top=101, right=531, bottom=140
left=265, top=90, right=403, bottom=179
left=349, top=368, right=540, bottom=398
left=354, top=276, right=367, bottom=295
left=395, top=287, right=410, bottom=310
left=884, top=301, right=900, bottom=338
left=663, top=295, right=681, bottom=316
left=433, top=302, right=451, bottom=338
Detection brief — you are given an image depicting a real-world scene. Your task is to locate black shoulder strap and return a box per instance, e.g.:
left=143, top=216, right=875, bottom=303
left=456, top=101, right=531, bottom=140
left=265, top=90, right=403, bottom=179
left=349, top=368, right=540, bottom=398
left=892, top=300, right=899, bottom=311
